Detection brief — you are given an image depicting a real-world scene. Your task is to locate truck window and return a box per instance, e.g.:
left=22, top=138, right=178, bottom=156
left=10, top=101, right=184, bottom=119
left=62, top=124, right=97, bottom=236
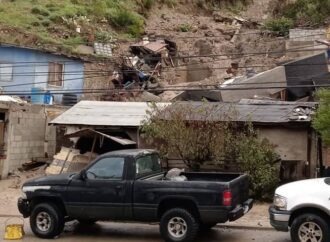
left=136, top=154, right=161, bottom=177
left=86, top=157, right=125, bottom=180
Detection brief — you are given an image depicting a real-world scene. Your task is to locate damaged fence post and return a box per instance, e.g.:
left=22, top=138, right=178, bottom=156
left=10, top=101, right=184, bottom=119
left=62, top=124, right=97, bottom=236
left=89, top=134, right=97, bottom=162
left=60, top=149, right=72, bottom=174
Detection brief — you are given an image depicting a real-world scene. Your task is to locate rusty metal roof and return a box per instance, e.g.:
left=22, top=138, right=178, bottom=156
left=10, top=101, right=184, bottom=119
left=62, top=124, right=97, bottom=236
left=50, top=101, right=170, bottom=127
left=162, top=100, right=317, bottom=124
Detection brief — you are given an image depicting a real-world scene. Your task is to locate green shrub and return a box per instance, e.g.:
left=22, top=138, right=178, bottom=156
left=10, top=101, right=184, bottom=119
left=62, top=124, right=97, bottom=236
left=31, top=7, right=50, bottom=17
left=89, top=0, right=108, bottom=18
left=265, top=17, right=294, bottom=36
left=178, top=23, right=191, bottom=32
left=143, top=0, right=156, bottom=9
left=95, top=31, right=113, bottom=43
left=283, top=0, right=330, bottom=26
left=237, top=134, right=280, bottom=200
left=41, top=20, right=51, bottom=27
left=107, top=9, right=144, bottom=37
left=313, top=89, right=330, bottom=145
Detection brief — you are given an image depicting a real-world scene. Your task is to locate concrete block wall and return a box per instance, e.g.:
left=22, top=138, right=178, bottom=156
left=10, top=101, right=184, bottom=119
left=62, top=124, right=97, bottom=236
left=289, top=29, right=326, bottom=41
left=2, top=104, right=58, bottom=177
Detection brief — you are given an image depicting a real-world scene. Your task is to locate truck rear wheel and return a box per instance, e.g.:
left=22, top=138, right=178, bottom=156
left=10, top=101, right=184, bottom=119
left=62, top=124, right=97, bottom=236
left=160, top=208, right=199, bottom=242
left=290, top=213, right=329, bottom=242
left=30, top=203, right=64, bottom=239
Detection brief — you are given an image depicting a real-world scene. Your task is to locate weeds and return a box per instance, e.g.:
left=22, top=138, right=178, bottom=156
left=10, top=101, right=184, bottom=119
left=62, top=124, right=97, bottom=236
left=264, top=17, right=294, bottom=36
left=107, top=8, right=144, bottom=37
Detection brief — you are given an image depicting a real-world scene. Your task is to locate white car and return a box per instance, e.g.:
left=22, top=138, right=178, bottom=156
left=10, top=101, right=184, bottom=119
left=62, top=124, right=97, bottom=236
left=269, top=178, right=330, bottom=242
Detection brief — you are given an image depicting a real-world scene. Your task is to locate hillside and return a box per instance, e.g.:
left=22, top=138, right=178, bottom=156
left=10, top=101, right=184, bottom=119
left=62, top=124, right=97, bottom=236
left=0, top=0, right=144, bottom=52
left=0, top=0, right=328, bottom=98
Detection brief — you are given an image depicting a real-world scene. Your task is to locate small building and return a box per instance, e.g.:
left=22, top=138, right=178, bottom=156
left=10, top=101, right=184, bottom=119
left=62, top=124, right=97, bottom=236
left=50, top=101, right=169, bottom=154
left=161, top=100, right=319, bottom=181
left=0, top=99, right=66, bottom=178
left=0, top=44, right=85, bottom=104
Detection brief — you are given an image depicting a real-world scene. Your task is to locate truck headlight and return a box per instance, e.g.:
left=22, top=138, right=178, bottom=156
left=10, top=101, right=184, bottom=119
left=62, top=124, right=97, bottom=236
left=20, top=189, right=27, bottom=199
left=274, top=194, right=287, bottom=210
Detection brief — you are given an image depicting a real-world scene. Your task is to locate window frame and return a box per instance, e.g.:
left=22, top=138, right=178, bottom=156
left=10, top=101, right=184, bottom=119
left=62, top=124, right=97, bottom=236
left=0, top=63, right=13, bottom=82
left=86, top=156, right=127, bottom=181
left=135, top=154, right=162, bottom=179
left=48, top=62, right=64, bottom=87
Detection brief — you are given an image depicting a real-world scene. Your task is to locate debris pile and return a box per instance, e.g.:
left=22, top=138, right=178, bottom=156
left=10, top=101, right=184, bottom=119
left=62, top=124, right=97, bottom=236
left=102, top=38, right=178, bottom=101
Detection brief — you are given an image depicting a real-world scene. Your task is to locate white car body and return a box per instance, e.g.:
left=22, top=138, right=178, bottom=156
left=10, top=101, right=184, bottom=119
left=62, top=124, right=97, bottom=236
left=275, top=178, right=330, bottom=212
left=269, top=178, right=330, bottom=242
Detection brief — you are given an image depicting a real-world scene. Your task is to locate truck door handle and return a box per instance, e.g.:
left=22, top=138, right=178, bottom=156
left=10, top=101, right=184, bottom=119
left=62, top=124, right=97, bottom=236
left=115, top=185, right=123, bottom=190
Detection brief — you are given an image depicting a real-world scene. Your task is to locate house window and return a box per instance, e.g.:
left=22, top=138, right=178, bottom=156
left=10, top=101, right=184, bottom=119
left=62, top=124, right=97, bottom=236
left=48, top=62, right=64, bottom=87
left=0, top=63, right=13, bottom=81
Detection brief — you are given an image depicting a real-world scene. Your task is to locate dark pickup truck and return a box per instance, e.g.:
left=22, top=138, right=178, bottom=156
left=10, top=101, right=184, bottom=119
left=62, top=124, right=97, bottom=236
left=18, top=149, right=253, bottom=242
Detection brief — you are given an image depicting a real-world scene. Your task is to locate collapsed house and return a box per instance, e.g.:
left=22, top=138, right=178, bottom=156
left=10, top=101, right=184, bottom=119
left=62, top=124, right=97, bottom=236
left=47, top=101, right=169, bottom=174
left=105, top=38, right=178, bottom=101
left=172, top=52, right=329, bottom=103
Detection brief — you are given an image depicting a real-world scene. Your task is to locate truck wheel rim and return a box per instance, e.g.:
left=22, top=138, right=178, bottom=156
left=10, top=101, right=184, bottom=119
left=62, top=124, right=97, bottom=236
left=168, top=217, right=187, bottom=239
left=298, top=222, right=323, bottom=242
left=36, top=212, right=52, bottom=232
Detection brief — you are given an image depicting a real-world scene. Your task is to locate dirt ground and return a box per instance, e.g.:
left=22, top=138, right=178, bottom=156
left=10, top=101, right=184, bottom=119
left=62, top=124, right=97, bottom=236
left=0, top=166, right=46, bottom=216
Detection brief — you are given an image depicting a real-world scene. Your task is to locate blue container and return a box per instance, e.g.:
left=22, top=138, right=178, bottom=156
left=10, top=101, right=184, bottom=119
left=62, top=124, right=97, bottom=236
left=31, top=87, right=45, bottom=104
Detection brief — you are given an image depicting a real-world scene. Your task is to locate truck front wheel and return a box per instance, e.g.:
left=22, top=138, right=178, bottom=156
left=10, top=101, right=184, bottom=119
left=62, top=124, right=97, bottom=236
left=160, top=208, right=199, bottom=242
left=30, top=203, right=65, bottom=239
left=290, top=213, right=329, bottom=242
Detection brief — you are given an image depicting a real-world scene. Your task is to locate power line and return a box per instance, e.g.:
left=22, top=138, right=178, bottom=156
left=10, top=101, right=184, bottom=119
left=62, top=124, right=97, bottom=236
left=0, top=44, right=327, bottom=64
left=3, top=82, right=330, bottom=96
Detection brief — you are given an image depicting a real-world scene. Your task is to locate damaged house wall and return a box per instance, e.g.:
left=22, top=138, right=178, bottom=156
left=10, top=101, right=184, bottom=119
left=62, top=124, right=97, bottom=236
left=0, top=103, right=65, bottom=178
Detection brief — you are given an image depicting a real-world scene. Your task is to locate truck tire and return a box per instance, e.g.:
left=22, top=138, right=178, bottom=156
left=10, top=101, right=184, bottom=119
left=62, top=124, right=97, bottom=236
left=160, top=208, right=199, bottom=242
left=290, top=213, right=329, bottom=242
left=30, top=203, right=65, bottom=239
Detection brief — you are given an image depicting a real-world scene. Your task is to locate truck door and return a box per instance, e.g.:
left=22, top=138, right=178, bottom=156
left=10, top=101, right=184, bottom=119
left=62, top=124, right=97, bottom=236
left=66, top=156, right=128, bottom=220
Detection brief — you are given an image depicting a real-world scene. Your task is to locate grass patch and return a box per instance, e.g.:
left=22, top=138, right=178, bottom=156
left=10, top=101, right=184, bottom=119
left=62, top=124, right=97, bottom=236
left=0, top=0, right=146, bottom=48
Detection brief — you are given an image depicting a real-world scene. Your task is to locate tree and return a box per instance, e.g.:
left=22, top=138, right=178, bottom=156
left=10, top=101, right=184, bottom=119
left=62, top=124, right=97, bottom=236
left=141, top=102, right=280, bottom=199
left=141, top=102, right=232, bottom=170
left=313, top=89, right=330, bottom=145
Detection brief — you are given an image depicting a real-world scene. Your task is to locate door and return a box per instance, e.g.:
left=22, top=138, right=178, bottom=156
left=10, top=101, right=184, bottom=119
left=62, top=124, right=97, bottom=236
left=66, top=156, right=127, bottom=220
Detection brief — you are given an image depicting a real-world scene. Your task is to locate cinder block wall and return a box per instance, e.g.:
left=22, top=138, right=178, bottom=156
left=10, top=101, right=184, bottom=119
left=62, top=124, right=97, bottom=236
left=2, top=104, right=58, bottom=177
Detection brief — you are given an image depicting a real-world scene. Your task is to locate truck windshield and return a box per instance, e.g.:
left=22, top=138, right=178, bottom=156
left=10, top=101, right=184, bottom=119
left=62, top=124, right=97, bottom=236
left=136, top=154, right=161, bottom=177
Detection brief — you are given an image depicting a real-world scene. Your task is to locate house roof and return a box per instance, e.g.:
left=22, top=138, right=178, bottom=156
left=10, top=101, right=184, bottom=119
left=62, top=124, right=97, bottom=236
left=0, top=43, right=87, bottom=61
left=220, top=66, right=287, bottom=102
left=50, top=101, right=170, bottom=127
left=161, top=100, right=317, bottom=124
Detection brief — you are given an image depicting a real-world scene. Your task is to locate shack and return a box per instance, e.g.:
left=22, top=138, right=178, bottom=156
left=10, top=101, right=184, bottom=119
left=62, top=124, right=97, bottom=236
left=48, top=101, right=169, bottom=174
left=161, top=100, right=319, bottom=181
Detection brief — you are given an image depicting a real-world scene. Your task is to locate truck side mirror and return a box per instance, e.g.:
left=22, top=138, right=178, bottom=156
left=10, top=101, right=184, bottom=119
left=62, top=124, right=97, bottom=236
left=80, top=170, right=87, bottom=180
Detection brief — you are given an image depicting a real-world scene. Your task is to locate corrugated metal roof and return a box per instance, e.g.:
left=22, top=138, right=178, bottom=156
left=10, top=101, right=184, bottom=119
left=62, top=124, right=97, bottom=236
left=162, top=100, right=317, bottom=124
left=50, top=101, right=170, bottom=126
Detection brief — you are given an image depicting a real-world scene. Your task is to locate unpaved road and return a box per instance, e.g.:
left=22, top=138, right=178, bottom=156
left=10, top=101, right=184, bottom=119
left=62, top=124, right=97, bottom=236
left=0, top=219, right=290, bottom=242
